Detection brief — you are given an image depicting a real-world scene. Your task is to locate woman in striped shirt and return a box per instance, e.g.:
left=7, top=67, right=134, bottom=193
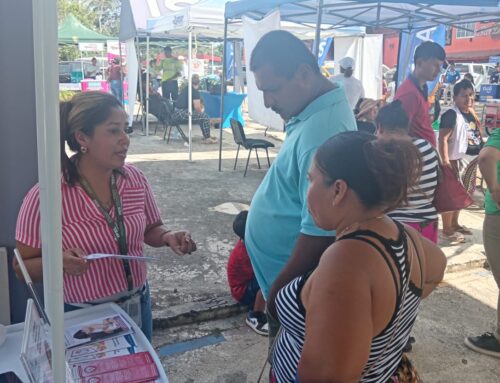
left=377, top=101, right=440, bottom=244
left=271, top=132, right=446, bottom=382
left=14, top=91, right=196, bottom=340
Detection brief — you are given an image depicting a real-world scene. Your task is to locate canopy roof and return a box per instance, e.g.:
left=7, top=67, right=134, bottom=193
left=58, top=14, right=113, bottom=43
left=225, top=0, right=500, bottom=32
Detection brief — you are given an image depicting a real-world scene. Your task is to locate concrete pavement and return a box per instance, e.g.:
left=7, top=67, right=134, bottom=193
left=126, top=118, right=497, bottom=382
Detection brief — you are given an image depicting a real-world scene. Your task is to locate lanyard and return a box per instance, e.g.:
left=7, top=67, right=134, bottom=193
left=79, top=172, right=133, bottom=291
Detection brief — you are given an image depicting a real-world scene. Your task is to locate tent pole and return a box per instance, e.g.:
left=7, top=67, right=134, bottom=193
left=119, top=40, right=124, bottom=105
left=211, top=42, right=214, bottom=74
left=32, top=0, right=65, bottom=380
left=136, top=37, right=145, bottom=133
left=218, top=18, right=228, bottom=172
left=395, top=31, right=403, bottom=91
left=146, top=35, right=150, bottom=136
left=188, top=29, right=193, bottom=162
left=314, top=0, right=324, bottom=59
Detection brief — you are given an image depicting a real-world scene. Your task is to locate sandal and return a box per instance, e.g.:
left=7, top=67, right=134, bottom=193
left=454, top=225, right=473, bottom=235
left=439, top=231, right=466, bottom=245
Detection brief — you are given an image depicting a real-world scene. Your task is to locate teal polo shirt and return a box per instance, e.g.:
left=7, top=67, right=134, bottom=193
left=245, top=87, right=356, bottom=299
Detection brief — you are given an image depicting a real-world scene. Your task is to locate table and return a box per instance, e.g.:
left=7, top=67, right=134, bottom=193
left=0, top=303, right=168, bottom=382
left=199, top=91, right=246, bottom=128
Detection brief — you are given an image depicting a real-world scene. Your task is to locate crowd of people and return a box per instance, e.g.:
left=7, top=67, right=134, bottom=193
left=12, top=29, right=500, bottom=382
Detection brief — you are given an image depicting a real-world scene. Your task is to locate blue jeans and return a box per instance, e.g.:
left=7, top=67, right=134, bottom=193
left=64, top=282, right=153, bottom=342
left=110, top=80, right=122, bottom=102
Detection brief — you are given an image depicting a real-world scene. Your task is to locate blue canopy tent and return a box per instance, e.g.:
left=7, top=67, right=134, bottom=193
left=217, top=0, right=500, bottom=170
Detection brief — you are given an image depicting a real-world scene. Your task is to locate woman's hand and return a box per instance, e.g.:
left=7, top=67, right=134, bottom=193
left=63, top=248, right=88, bottom=276
left=162, top=231, right=196, bottom=255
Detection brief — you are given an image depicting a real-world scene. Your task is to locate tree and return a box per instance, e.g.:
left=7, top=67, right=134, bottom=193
left=58, top=0, right=120, bottom=61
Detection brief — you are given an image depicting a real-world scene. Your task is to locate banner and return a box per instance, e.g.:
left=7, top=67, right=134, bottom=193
left=78, top=42, right=104, bottom=52
left=225, top=41, right=234, bottom=80
left=106, top=40, right=127, bottom=63
left=397, top=25, right=446, bottom=94
left=317, top=37, right=333, bottom=67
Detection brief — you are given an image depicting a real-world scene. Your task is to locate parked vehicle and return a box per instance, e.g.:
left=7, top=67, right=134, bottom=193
left=448, top=62, right=495, bottom=92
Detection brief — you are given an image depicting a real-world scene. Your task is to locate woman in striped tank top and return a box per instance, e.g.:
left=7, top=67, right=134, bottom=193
left=271, top=132, right=446, bottom=382
left=14, top=92, right=196, bottom=340
left=376, top=101, right=440, bottom=244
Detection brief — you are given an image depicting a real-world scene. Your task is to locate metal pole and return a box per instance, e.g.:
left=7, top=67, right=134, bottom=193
left=136, top=37, right=146, bottom=132
left=118, top=41, right=124, bottom=105
left=218, top=18, right=228, bottom=172
left=188, top=30, right=193, bottom=162
left=211, top=42, right=214, bottom=74
left=32, top=0, right=65, bottom=380
left=314, top=0, right=324, bottom=59
left=146, top=35, right=150, bottom=136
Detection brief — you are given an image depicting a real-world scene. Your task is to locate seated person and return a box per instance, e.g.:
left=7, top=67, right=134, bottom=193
left=173, top=74, right=217, bottom=144
left=227, top=211, right=268, bottom=336
left=354, top=98, right=378, bottom=134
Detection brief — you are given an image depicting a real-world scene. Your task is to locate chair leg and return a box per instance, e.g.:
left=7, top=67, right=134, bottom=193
left=244, top=148, right=252, bottom=177
left=177, top=125, right=188, bottom=143
left=266, top=148, right=271, bottom=167
left=166, top=126, right=172, bottom=143
left=234, top=145, right=240, bottom=170
left=255, top=148, right=261, bottom=169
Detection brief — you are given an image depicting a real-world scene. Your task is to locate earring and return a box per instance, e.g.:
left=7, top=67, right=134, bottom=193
left=80, top=146, right=88, bottom=154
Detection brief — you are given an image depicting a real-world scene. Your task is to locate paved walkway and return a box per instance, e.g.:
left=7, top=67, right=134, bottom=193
left=127, top=116, right=497, bottom=382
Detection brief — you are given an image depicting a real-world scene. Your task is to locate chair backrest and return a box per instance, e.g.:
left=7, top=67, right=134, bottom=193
left=230, top=118, right=246, bottom=145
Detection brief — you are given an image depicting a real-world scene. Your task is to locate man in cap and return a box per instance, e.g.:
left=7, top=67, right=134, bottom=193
left=330, top=56, right=365, bottom=109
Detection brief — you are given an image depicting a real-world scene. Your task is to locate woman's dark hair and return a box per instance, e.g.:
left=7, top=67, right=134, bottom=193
left=463, top=73, right=475, bottom=84
left=414, top=41, right=446, bottom=65
left=375, top=100, right=409, bottom=133
left=453, top=79, right=474, bottom=97
left=60, top=91, right=123, bottom=185
left=233, top=210, right=248, bottom=240
left=250, top=30, right=320, bottom=79
left=315, top=131, right=422, bottom=211
left=73, top=330, right=90, bottom=339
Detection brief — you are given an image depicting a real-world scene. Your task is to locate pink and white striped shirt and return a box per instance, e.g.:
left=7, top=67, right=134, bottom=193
left=16, top=164, right=162, bottom=303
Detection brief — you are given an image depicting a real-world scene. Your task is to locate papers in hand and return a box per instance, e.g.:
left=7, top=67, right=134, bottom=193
left=85, top=253, right=157, bottom=262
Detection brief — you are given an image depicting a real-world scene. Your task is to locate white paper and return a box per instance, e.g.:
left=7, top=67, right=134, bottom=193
left=85, top=253, right=157, bottom=262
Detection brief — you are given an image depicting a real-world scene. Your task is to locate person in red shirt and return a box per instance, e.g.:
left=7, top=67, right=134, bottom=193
left=395, top=41, right=446, bottom=147
left=227, top=211, right=268, bottom=336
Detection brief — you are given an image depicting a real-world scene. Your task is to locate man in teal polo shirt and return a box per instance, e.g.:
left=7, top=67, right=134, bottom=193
left=245, top=31, right=356, bottom=320
left=465, top=128, right=500, bottom=358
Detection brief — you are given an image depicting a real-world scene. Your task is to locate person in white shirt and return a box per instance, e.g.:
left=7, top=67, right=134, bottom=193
left=330, top=56, right=365, bottom=110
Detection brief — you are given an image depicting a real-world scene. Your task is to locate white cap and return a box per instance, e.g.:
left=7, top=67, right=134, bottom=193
left=339, top=56, right=355, bottom=69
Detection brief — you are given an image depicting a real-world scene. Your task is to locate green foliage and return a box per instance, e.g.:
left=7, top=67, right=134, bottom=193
left=58, top=0, right=120, bottom=36
left=58, top=0, right=120, bottom=61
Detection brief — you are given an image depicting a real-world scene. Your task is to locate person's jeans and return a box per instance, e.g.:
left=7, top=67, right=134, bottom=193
left=110, top=80, right=122, bottom=102
left=483, top=215, right=500, bottom=342
left=64, top=282, right=153, bottom=342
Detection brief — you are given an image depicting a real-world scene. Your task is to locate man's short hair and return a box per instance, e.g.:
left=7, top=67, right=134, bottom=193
left=453, top=79, right=474, bottom=97
left=233, top=210, right=248, bottom=240
left=164, top=46, right=172, bottom=55
left=250, top=30, right=320, bottom=79
left=192, top=74, right=200, bottom=86
left=413, top=41, right=446, bottom=65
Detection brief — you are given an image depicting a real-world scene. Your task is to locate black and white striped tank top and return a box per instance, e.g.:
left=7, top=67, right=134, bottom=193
left=272, top=221, right=423, bottom=383
left=388, top=138, right=439, bottom=223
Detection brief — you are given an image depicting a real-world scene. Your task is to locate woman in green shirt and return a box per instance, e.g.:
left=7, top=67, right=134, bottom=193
left=465, top=128, right=500, bottom=358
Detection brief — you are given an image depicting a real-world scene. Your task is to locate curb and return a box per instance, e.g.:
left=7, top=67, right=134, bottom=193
left=152, top=258, right=490, bottom=330
left=153, top=294, right=247, bottom=330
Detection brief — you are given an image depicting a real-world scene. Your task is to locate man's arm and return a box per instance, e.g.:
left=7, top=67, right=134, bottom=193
left=267, top=234, right=335, bottom=317
left=479, top=146, right=500, bottom=206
